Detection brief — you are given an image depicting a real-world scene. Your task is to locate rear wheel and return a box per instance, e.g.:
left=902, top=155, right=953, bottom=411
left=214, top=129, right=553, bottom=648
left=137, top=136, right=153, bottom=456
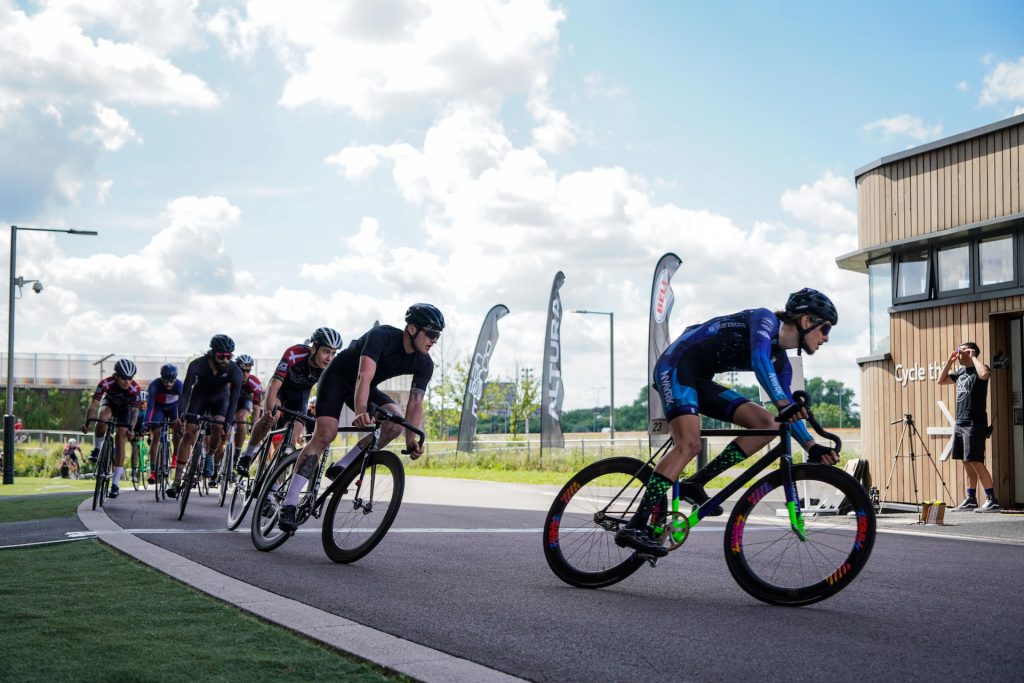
left=542, top=457, right=653, bottom=589
left=724, top=464, right=876, bottom=606
left=250, top=451, right=299, bottom=552
left=130, top=447, right=141, bottom=491
left=321, top=450, right=405, bottom=564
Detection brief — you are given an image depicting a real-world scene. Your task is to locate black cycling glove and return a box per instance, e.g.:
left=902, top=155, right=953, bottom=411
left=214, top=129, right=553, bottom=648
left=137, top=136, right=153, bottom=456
left=807, top=444, right=833, bottom=464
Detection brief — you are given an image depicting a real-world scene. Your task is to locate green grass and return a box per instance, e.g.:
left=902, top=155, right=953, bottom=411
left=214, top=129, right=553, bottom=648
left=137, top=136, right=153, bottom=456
left=0, top=493, right=89, bottom=523
left=0, top=541, right=405, bottom=682
left=0, top=478, right=95, bottom=496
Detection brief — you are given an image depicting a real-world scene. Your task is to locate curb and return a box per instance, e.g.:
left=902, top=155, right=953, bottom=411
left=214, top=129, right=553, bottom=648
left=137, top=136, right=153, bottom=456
left=77, top=499, right=525, bottom=683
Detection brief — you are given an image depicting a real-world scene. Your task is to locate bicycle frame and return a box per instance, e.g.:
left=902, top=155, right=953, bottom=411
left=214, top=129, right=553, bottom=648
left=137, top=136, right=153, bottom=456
left=650, top=424, right=808, bottom=547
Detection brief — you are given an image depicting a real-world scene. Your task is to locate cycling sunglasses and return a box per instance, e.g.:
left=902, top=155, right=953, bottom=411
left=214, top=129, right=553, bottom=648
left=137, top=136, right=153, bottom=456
left=813, top=320, right=832, bottom=337
left=422, top=328, right=441, bottom=340
left=214, top=351, right=233, bottom=360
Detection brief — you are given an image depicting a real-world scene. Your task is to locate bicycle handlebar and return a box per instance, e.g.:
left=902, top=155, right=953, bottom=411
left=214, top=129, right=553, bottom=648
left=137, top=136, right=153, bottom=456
left=787, top=390, right=842, bottom=453
left=271, top=405, right=316, bottom=430
left=85, top=417, right=129, bottom=428
left=368, top=403, right=426, bottom=455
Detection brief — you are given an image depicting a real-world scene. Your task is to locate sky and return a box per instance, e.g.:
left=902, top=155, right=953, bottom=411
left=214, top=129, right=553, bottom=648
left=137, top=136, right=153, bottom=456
left=2, top=0, right=1024, bottom=411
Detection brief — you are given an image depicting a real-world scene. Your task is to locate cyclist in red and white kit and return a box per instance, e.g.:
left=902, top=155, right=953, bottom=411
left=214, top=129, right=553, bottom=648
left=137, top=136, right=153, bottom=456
left=81, top=358, right=143, bottom=499
left=234, top=327, right=343, bottom=472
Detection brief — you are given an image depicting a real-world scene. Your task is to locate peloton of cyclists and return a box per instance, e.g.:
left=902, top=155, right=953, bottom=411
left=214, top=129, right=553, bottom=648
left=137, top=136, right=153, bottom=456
left=82, top=358, right=143, bottom=500
left=274, top=304, right=442, bottom=533
left=165, top=335, right=243, bottom=499
left=234, top=327, right=344, bottom=474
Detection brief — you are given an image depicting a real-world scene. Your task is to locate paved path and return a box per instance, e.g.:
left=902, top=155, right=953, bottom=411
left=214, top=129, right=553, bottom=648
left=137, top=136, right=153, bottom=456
left=76, top=477, right=1024, bottom=682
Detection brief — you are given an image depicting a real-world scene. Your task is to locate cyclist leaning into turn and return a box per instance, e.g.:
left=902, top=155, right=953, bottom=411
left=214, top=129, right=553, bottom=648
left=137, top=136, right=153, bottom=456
left=274, top=304, right=442, bottom=533
left=615, top=288, right=841, bottom=557
left=227, top=353, right=263, bottom=454
left=82, top=358, right=143, bottom=499
left=234, top=327, right=343, bottom=473
left=166, top=335, right=243, bottom=499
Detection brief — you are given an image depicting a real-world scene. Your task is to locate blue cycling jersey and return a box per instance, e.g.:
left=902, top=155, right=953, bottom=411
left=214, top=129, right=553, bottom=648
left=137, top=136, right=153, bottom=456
left=146, top=378, right=182, bottom=423
left=655, top=308, right=814, bottom=445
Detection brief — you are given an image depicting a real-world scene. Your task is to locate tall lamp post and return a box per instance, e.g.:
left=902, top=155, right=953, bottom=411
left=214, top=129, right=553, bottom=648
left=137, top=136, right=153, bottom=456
left=573, top=309, right=615, bottom=439
left=4, top=225, right=97, bottom=485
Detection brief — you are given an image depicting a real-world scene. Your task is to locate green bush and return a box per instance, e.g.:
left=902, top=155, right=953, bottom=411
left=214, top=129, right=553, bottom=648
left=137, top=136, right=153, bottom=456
left=13, top=445, right=64, bottom=478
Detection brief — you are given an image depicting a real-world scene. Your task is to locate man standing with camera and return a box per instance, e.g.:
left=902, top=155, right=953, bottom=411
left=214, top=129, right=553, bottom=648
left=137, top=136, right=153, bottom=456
left=937, top=342, right=998, bottom=512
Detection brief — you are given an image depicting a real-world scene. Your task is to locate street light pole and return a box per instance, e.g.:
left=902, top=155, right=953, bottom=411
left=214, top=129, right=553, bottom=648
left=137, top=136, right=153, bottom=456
left=573, top=309, right=615, bottom=439
left=4, top=225, right=98, bottom=485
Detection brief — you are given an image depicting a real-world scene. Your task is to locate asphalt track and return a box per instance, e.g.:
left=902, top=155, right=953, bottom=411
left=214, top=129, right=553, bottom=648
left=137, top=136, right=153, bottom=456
left=94, top=481, right=1024, bottom=683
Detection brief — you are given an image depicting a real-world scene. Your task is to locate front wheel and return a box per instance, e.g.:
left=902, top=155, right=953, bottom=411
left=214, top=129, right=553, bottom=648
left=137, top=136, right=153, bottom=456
left=724, top=464, right=876, bottom=606
left=218, top=443, right=233, bottom=508
left=322, top=450, right=405, bottom=564
left=250, top=451, right=299, bottom=552
left=92, top=444, right=112, bottom=511
left=176, top=444, right=202, bottom=521
left=542, top=456, right=653, bottom=589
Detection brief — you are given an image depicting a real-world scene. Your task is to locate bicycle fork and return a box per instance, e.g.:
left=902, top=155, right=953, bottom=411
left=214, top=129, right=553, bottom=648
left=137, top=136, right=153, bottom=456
left=779, top=438, right=807, bottom=541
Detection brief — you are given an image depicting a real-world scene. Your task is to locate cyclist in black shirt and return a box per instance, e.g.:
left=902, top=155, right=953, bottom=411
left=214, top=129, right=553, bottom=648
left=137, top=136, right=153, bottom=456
left=938, top=341, right=997, bottom=512
left=166, top=334, right=243, bottom=499
left=276, top=304, right=443, bottom=533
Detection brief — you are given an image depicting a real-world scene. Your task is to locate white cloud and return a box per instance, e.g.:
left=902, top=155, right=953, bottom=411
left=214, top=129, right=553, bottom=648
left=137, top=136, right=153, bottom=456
left=583, top=73, right=626, bottom=99
left=956, top=80, right=970, bottom=92
left=779, top=171, right=857, bottom=233
left=38, top=0, right=204, bottom=55
left=315, top=104, right=865, bottom=407
left=979, top=55, right=1024, bottom=107
left=207, top=6, right=261, bottom=60
left=236, top=0, right=564, bottom=119
left=80, top=104, right=141, bottom=151
left=862, top=114, right=943, bottom=142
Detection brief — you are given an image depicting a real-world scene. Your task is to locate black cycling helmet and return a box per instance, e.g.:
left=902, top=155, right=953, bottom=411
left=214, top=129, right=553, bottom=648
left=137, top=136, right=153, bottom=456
left=113, top=358, right=137, bottom=379
left=234, top=354, right=254, bottom=369
left=405, top=303, right=445, bottom=331
left=209, top=334, right=235, bottom=353
left=310, top=327, right=343, bottom=349
left=785, top=288, right=838, bottom=325
left=160, top=363, right=178, bottom=381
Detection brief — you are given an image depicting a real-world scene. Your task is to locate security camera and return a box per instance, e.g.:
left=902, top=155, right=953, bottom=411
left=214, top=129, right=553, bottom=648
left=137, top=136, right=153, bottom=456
left=31, top=281, right=43, bottom=294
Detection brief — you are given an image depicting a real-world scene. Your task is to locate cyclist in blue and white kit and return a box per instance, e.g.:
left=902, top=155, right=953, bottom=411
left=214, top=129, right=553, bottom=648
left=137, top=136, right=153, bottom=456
left=146, top=364, right=183, bottom=483
left=616, top=288, right=840, bottom=557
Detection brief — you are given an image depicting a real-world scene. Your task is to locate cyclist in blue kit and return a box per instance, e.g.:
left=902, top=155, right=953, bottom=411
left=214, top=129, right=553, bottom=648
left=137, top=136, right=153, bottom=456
left=166, top=335, right=243, bottom=499
left=146, top=364, right=183, bottom=483
left=616, top=288, right=841, bottom=557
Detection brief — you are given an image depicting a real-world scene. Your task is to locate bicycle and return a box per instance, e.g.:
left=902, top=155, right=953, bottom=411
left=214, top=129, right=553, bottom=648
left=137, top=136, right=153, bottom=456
left=216, top=420, right=251, bottom=508
left=85, top=417, right=123, bottom=510
left=147, top=419, right=175, bottom=502
left=130, top=432, right=149, bottom=491
left=542, top=391, right=876, bottom=606
left=250, top=405, right=422, bottom=564
left=227, top=415, right=305, bottom=530
left=175, top=414, right=224, bottom=521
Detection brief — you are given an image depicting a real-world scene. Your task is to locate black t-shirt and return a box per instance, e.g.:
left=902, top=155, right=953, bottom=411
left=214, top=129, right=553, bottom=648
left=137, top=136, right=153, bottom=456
left=950, top=367, right=988, bottom=425
left=330, top=325, right=433, bottom=390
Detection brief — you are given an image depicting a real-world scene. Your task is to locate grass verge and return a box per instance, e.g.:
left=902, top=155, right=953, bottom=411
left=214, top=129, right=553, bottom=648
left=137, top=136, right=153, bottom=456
left=0, top=478, right=95, bottom=496
left=0, top=541, right=405, bottom=682
left=0, top=493, right=89, bottom=523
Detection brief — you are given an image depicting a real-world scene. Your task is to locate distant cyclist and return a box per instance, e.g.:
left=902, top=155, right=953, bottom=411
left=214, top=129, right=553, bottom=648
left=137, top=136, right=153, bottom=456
left=129, top=390, right=149, bottom=477
left=62, top=438, right=83, bottom=478
left=82, top=358, right=143, bottom=499
left=166, top=335, right=243, bottom=499
left=146, top=364, right=184, bottom=484
left=615, top=288, right=840, bottom=557
left=275, top=304, right=442, bottom=533
left=235, top=327, right=343, bottom=473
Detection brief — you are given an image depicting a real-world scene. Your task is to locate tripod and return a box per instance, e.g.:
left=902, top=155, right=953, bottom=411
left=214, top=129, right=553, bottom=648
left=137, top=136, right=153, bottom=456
left=880, top=413, right=955, bottom=514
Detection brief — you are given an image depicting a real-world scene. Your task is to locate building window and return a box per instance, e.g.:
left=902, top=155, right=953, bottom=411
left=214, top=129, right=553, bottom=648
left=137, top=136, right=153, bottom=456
left=937, top=243, right=971, bottom=294
left=868, top=259, right=891, bottom=355
left=896, top=250, right=929, bottom=301
left=978, top=234, right=1015, bottom=287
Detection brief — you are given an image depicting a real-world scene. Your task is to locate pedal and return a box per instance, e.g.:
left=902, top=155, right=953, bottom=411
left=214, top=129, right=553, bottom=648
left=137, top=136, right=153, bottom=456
left=639, top=554, right=659, bottom=568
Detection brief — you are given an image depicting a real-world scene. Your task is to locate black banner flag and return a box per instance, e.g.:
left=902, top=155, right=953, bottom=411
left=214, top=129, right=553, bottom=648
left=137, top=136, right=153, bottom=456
left=541, top=271, right=566, bottom=449
left=457, top=304, right=510, bottom=453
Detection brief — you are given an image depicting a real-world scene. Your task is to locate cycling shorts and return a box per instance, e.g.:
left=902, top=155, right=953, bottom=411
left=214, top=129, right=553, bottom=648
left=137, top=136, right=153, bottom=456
left=654, top=353, right=750, bottom=423
left=316, top=377, right=395, bottom=421
left=99, top=397, right=133, bottom=427
left=183, top=389, right=230, bottom=424
left=148, top=406, right=179, bottom=425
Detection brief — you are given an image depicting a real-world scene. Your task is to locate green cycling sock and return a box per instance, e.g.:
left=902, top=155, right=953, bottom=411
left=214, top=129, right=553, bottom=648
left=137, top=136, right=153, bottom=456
left=692, top=441, right=747, bottom=484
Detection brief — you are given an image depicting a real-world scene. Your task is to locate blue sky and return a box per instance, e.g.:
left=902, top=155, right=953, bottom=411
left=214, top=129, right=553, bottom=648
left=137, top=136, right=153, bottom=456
left=2, top=0, right=1023, bottom=410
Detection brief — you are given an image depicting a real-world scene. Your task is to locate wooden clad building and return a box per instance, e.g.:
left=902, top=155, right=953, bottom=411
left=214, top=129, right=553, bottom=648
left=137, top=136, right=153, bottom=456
left=838, top=113, right=1024, bottom=507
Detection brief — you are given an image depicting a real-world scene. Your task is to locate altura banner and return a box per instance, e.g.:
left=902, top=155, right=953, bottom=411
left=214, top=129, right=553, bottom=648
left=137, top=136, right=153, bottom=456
left=648, top=253, right=681, bottom=445
left=457, top=304, right=510, bottom=453
left=541, top=271, right=566, bottom=449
